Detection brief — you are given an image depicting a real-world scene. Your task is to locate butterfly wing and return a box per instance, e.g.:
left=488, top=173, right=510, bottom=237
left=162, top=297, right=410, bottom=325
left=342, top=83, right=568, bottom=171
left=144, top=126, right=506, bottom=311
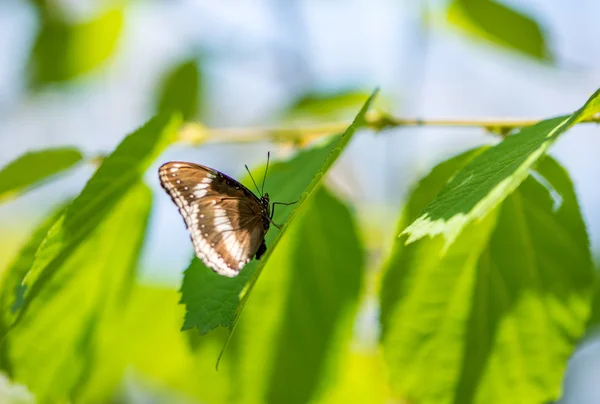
left=158, top=161, right=267, bottom=277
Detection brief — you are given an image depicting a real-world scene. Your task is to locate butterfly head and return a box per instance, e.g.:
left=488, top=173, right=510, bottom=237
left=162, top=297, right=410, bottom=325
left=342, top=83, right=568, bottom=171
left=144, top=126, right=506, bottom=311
left=259, top=193, right=271, bottom=229
left=260, top=193, right=270, bottom=211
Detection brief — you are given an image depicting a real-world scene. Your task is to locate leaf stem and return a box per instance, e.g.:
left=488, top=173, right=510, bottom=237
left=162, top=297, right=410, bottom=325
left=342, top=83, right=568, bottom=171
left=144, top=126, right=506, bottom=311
left=178, top=111, right=600, bottom=145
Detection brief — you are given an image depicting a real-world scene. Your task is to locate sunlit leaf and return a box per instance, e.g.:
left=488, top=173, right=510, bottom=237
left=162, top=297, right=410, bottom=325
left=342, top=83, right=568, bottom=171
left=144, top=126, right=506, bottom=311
left=447, top=0, right=551, bottom=61
left=156, top=59, right=202, bottom=120
left=29, top=8, right=123, bottom=86
left=0, top=205, right=66, bottom=350
left=381, top=147, right=496, bottom=404
left=12, top=113, right=180, bottom=323
left=381, top=155, right=595, bottom=403
left=180, top=89, right=378, bottom=336
left=455, top=157, right=595, bottom=403
left=0, top=148, right=82, bottom=203
left=402, top=88, right=600, bottom=246
left=2, top=184, right=151, bottom=402
left=234, top=187, right=364, bottom=403
left=314, top=350, right=391, bottom=404
left=79, top=284, right=235, bottom=404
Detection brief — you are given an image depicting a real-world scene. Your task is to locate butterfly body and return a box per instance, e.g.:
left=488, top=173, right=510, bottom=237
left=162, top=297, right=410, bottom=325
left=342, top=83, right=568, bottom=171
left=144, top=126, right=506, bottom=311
left=158, top=161, right=274, bottom=277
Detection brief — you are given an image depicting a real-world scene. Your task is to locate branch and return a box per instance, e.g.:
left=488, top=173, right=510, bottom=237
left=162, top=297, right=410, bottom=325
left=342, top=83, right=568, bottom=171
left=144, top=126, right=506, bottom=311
left=178, top=111, right=600, bottom=145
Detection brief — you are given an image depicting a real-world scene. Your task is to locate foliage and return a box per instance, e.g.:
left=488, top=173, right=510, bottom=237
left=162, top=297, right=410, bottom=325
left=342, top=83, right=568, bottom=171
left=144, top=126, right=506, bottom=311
left=402, top=89, right=600, bottom=245
left=1, top=86, right=598, bottom=403
left=29, top=7, right=124, bottom=86
left=180, top=89, right=377, bottom=338
left=156, top=59, right=203, bottom=120
left=1, top=2, right=600, bottom=400
left=5, top=114, right=180, bottom=329
left=446, top=0, right=551, bottom=61
left=284, top=89, right=376, bottom=121
left=381, top=152, right=595, bottom=403
left=3, top=185, right=152, bottom=402
left=233, top=187, right=364, bottom=404
left=0, top=148, right=82, bottom=203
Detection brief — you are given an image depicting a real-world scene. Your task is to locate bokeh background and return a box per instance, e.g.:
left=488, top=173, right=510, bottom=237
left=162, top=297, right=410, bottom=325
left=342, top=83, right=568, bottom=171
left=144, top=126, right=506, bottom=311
left=1, top=0, right=599, bottom=402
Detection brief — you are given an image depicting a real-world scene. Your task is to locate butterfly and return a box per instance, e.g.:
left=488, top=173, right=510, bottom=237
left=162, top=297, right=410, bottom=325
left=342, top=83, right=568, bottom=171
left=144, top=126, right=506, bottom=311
left=158, top=152, right=296, bottom=277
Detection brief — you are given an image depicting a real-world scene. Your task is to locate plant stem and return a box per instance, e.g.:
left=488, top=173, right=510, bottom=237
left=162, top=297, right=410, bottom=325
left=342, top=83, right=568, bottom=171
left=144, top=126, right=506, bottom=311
left=178, top=111, right=600, bottom=145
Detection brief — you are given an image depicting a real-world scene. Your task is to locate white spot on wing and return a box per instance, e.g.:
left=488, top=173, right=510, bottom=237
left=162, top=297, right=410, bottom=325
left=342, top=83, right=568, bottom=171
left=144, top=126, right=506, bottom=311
left=195, top=184, right=207, bottom=198
left=213, top=208, right=233, bottom=233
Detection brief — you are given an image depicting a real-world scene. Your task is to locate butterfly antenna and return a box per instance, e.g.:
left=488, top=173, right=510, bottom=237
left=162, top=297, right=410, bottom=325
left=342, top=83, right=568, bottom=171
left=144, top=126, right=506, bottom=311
left=245, top=165, right=262, bottom=196
left=261, top=151, right=270, bottom=196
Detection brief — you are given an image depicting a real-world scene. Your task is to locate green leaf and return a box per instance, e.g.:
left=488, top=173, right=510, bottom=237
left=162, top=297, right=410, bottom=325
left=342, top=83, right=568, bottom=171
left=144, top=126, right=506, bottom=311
left=381, top=155, right=595, bottom=403
left=156, top=59, right=202, bottom=120
left=285, top=88, right=376, bottom=121
left=180, top=89, right=378, bottom=336
left=447, top=0, right=551, bottom=61
left=266, top=187, right=363, bottom=403
left=313, top=350, right=391, bottom=404
left=233, top=187, right=364, bottom=403
left=12, top=113, right=180, bottom=324
left=0, top=148, right=82, bottom=203
left=79, top=284, right=235, bottom=404
left=0, top=205, right=66, bottom=354
left=402, top=88, right=600, bottom=246
left=2, top=184, right=152, bottom=402
left=380, top=147, right=494, bottom=403
left=29, top=8, right=123, bottom=86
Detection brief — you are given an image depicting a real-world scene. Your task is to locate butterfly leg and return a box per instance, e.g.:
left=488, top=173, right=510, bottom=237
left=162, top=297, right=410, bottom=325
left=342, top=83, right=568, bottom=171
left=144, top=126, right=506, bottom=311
left=269, top=200, right=297, bottom=229
left=270, top=200, right=298, bottom=220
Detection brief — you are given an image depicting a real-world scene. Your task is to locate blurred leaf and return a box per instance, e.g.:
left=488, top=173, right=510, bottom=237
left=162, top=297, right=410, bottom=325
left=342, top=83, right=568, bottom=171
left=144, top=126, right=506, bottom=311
left=233, top=187, right=364, bottom=403
left=447, top=0, right=551, bottom=61
left=29, top=8, right=123, bottom=86
left=79, top=284, right=235, bottom=404
left=285, top=89, right=376, bottom=121
left=156, top=59, right=202, bottom=120
left=2, top=184, right=152, bottom=402
left=266, top=188, right=363, bottom=403
left=315, top=350, right=391, bottom=404
left=0, top=205, right=66, bottom=358
left=0, top=148, right=82, bottom=203
left=402, top=88, right=600, bottom=246
left=11, top=113, right=180, bottom=325
left=584, top=281, right=600, bottom=333
left=180, top=89, right=378, bottom=336
left=381, top=156, right=595, bottom=403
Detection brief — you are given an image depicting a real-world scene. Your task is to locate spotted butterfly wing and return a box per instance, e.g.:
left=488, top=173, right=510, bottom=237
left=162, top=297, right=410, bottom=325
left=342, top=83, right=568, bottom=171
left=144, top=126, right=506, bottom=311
left=158, top=161, right=270, bottom=277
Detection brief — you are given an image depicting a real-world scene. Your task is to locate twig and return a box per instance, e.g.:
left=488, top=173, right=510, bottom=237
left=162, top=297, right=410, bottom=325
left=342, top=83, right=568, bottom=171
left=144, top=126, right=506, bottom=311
left=177, top=111, right=600, bottom=145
